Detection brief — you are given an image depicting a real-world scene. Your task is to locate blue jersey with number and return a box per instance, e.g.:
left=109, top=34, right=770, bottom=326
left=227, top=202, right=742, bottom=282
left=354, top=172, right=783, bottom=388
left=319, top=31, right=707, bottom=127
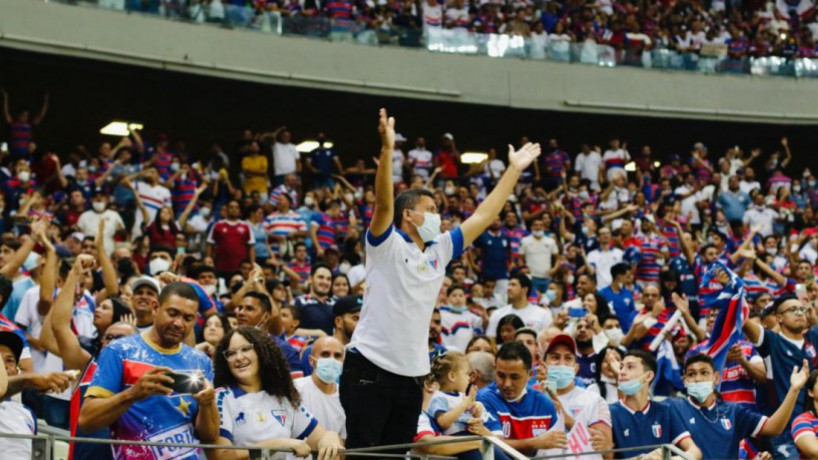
left=610, top=400, right=691, bottom=458
left=85, top=333, right=213, bottom=460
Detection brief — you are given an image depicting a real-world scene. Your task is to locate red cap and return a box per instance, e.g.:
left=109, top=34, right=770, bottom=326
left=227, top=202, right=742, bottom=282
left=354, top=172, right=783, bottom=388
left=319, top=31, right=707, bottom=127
left=545, top=334, right=578, bottom=356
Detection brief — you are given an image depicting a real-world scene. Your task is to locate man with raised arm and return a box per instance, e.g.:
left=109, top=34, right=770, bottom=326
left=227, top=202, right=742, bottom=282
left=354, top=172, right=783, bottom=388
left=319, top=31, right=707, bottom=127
left=339, top=108, right=541, bottom=451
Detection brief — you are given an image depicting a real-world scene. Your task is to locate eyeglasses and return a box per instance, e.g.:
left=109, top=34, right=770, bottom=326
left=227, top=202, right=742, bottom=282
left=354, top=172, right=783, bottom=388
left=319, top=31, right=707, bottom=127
left=223, top=344, right=255, bottom=361
left=781, top=307, right=808, bottom=315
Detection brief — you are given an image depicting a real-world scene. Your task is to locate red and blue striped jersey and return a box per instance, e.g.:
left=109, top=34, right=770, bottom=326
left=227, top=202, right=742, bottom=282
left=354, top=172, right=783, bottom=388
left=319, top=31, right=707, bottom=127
left=268, top=184, right=299, bottom=208
left=154, top=151, right=175, bottom=180
left=636, top=233, right=665, bottom=284
left=602, top=149, right=628, bottom=172
left=543, top=150, right=570, bottom=177
left=360, top=203, right=374, bottom=229
left=741, top=274, right=771, bottom=301
left=171, top=172, right=200, bottom=213
left=325, top=0, right=353, bottom=18
left=501, top=226, right=527, bottom=258
left=694, top=260, right=725, bottom=317
left=792, top=411, right=818, bottom=444
left=288, top=260, right=311, bottom=284
left=767, top=277, right=796, bottom=299
left=478, top=382, right=559, bottom=446
left=659, top=220, right=681, bottom=258
left=687, top=339, right=759, bottom=408
left=69, top=359, right=111, bottom=460
left=284, top=333, right=309, bottom=353
left=315, top=213, right=337, bottom=249
left=8, top=122, right=32, bottom=155
left=690, top=157, right=713, bottom=184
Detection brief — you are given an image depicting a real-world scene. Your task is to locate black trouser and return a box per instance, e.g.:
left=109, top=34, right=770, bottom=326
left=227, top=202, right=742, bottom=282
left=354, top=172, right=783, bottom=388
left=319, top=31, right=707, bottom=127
left=339, top=350, right=423, bottom=456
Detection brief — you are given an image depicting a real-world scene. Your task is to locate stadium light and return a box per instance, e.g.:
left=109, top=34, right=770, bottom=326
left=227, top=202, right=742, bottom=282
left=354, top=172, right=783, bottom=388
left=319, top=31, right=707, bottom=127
left=624, top=161, right=637, bottom=172
left=296, top=140, right=333, bottom=153
left=100, top=121, right=143, bottom=136
left=654, top=161, right=661, bottom=168
left=461, top=152, right=488, bottom=164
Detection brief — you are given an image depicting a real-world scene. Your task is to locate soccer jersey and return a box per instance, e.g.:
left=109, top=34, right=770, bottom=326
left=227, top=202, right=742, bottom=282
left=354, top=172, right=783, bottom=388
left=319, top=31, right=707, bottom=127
left=478, top=383, right=559, bottom=444
left=206, top=219, right=255, bottom=273
left=636, top=233, right=665, bottom=284
left=792, top=411, right=818, bottom=444
left=264, top=211, right=307, bottom=254
left=428, top=390, right=474, bottom=435
left=438, top=306, right=483, bottom=352
left=69, top=359, right=112, bottom=460
left=485, top=304, right=552, bottom=338
left=669, top=397, right=767, bottom=460
left=216, top=386, right=318, bottom=460
left=475, top=231, right=511, bottom=280
left=133, top=181, right=172, bottom=232
left=351, top=225, right=463, bottom=377
left=294, top=294, right=336, bottom=336
left=599, top=286, right=637, bottom=331
left=755, top=327, right=818, bottom=422
left=610, top=399, right=691, bottom=458
left=408, top=148, right=433, bottom=179
left=85, top=334, right=213, bottom=460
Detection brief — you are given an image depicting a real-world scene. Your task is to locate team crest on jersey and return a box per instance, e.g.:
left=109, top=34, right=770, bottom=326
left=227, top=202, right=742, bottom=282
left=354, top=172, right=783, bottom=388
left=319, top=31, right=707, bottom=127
left=806, top=344, right=816, bottom=359
left=428, top=259, right=439, bottom=270
left=272, top=409, right=287, bottom=426
left=652, top=423, right=662, bottom=438
left=720, top=418, right=732, bottom=430
left=235, top=412, right=246, bottom=425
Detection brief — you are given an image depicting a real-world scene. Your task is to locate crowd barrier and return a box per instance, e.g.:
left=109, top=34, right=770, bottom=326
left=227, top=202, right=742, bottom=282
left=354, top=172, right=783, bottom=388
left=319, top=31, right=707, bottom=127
left=46, top=0, right=818, bottom=79
left=1, top=428, right=692, bottom=460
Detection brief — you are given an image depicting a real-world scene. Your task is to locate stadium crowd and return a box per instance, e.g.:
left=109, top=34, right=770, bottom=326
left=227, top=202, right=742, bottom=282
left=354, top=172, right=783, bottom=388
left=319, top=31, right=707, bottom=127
left=4, top=91, right=818, bottom=460
left=104, top=0, right=818, bottom=59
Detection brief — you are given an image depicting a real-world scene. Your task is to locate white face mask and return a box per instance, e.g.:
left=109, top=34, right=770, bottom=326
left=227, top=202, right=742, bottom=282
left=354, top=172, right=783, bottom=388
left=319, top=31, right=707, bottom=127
left=411, top=211, right=441, bottom=242
left=304, top=196, right=315, bottom=207
left=92, top=201, right=107, bottom=212
left=200, top=207, right=211, bottom=217
left=17, top=171, right=30, bottom=182
left=203, top=284, right=217, bottom=297
left=604, top=327, right=624, bottom=344
left=656, top=257, right=665, bottom=266
left=149, top=257, right=171, bottom=274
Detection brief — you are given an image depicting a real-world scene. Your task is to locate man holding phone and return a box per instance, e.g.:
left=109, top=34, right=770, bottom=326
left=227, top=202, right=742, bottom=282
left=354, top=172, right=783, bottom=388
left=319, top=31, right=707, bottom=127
left=79, top=282, right=217, bottom=460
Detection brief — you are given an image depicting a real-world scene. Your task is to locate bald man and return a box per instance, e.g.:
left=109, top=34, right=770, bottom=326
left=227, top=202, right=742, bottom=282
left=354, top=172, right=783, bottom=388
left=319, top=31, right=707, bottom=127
left=294, top=337, right=347, bottom=441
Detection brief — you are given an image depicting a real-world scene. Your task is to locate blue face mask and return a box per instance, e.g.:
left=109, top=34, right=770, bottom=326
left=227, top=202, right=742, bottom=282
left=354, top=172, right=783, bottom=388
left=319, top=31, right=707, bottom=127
left=687, top=381, right=714, bottom=403
left=546, top=365, right=575, bottom=390
left=314, top=358, right=343, bottom=384
left=545, top=289, right=557, bottom=302
left=618, top=376, right=644, bottom=396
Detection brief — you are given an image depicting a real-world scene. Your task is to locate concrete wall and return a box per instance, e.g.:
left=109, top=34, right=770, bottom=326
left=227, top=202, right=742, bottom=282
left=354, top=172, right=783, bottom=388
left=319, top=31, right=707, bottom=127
left=2, top=0, right=817, bottom=124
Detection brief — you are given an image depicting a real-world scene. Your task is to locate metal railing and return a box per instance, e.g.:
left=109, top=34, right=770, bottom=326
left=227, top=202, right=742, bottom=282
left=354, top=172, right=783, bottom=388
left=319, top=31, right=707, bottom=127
left=2, top=430, right=692, bottom=460
left=43, top=0, right=818, bottom=80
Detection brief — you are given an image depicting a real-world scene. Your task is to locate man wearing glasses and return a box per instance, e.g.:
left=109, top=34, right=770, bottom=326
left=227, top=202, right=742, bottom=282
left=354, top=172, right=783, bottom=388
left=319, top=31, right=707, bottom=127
left=744, top=293, right=818, bottom=459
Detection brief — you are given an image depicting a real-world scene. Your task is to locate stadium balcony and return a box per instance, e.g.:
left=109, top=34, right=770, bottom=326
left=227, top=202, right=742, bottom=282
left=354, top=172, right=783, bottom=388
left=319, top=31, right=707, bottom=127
left=3, top=0, right=818, bottom=124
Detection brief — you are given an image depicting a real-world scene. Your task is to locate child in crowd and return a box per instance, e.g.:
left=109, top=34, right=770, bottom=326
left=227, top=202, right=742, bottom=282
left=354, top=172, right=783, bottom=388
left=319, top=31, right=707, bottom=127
left=279, top=304, right=308, bottom=353
left=439, top=285, right=484, bottom=352
left=428, top=351, right=486, bottom=435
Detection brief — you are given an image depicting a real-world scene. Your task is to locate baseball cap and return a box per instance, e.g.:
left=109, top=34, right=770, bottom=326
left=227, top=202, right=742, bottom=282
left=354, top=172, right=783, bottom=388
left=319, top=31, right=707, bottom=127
left=131, top=275, right=160, bottom=293
left=545, top=334, right=578, bottom=356
left=0, top=330, right=24, bottom=363
left=69, top=232, right=85, bottom=242
left=333, top=295, right=363, bottom=317
left=443, top=133, right=454, bottom=140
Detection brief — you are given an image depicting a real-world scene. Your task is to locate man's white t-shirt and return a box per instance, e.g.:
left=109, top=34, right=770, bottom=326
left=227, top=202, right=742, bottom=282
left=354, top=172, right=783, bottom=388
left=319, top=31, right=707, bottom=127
left=273, top=142, right=300, bottom=176
left=485, top=304, right=553, bottom=338
left=743, top=206, right=779, bottom=237
left=133, top=181, right=172, bottom=234
left=0, top=400, right=35, bottom=458
left=575, top=151, right=602, bottom=190
left=586, top=247, right=624, bottom=289
left=294, top=376, right=347, bottom=439
left=76, top=209, right=125, bottom=255
left=519, top=235, right=558, bottom=279
left=407, top=148, right=433, bottom=179
left=350, top=225, right=463, bottom=377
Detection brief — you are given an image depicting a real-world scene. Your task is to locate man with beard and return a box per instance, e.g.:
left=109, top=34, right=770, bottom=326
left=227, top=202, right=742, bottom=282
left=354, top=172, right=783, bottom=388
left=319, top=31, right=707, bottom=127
left=428, top=308, right=446, bottom=359
left=572, top=318, right=597, bottom=387
left=294, top=264, right=336, bottom=336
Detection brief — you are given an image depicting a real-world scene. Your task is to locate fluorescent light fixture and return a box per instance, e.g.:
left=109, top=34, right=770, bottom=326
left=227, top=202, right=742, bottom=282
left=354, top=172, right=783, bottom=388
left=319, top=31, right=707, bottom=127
left=461, top=152, right=488, bottom=164
left=100, top=121, right=143, bottom=136
left=296, top=140, right=333, bottom=153
left=624, top=161, right=636, bottom=172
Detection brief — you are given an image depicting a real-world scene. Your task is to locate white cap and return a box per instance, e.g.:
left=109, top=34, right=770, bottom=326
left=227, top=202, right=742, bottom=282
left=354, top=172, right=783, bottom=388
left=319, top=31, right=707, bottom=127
left=443, top=133, right=454, bottom=140
left=131, top=275, right=160, bottom=294
left=69, top=232, right=85, bottom=241
left=394, top=133, right=407, bottom=142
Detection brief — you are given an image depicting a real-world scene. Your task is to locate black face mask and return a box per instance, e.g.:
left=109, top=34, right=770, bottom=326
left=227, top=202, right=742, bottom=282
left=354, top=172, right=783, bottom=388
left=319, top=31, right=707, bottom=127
left=117, top=258, right=135, bottom=278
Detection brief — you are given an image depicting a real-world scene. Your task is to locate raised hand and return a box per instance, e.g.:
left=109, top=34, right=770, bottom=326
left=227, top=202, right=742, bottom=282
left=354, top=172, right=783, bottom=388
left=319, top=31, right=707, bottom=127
left=508, top=142, right=542, bottom=173
left=73, top=254, right=97, bottom=275
left=791, top=359, right=809, bottom=391
left=377, top=108, right=395, bottom=150
left=672, top=293, right=689, bottom=314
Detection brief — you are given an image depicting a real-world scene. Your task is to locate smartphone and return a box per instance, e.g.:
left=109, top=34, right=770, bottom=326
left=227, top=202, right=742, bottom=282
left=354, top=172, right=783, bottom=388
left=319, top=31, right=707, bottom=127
left=164, top=371, right=206, bottom=394
left=568, top=307, right=589, bottom=319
